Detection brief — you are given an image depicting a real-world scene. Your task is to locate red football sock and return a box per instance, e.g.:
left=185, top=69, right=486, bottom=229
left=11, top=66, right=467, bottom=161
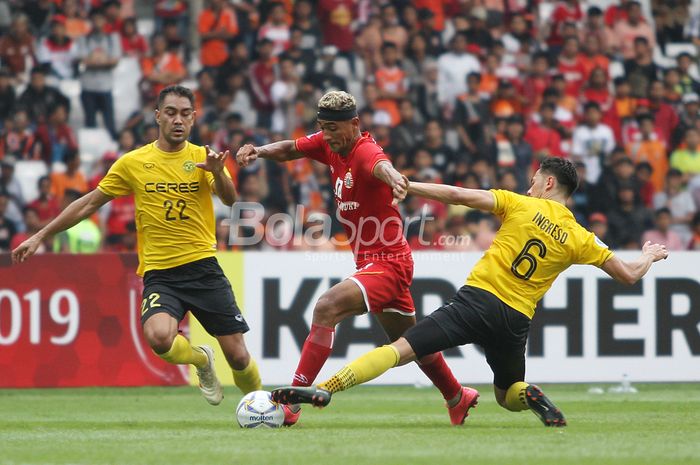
left=417, top=353, right=462, bottom=401
left=292, top=324, right=335, bottom=386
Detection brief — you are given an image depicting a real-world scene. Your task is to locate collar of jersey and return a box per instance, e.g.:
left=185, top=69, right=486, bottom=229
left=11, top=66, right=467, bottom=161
left=152, top=141, right=190, bottom=157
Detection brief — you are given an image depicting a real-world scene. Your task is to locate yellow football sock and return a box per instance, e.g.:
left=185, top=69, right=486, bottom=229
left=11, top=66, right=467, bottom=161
left=504, top=381, right=530, bottom=411
left=232, top=357, right=262, bottom=394
left=157, top=334, right=208, bottom=368
left=319, top=345, right=400, bottom=393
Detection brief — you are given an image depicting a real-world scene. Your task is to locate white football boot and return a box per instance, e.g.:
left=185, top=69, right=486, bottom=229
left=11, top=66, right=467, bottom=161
left=195, top=345, right=223, bottom=406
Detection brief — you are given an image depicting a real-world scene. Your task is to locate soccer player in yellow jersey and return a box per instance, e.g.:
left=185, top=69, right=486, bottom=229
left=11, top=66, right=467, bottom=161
left=12, top=85, right=262, bottom=405
left=272, top=157, right=669, bottom=427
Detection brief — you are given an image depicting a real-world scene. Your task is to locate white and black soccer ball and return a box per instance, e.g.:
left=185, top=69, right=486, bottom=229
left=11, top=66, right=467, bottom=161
left=236, top=390, right=285, bottom=428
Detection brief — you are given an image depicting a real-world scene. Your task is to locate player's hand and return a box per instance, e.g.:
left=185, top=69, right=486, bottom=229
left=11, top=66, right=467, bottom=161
left=11, top=235, right=42, bottom=264
left=642, top=241, right=669, bottom=262
left=391, top=174, right=408, bottom=205
left=197, top=145, right=229, bottom=173
left=236, top=144, right=259, bottom=167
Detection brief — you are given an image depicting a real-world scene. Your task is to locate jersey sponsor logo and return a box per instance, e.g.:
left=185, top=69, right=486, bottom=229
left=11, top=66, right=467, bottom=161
left=337, top=201, right=359, bottom=211
left=144, top=181, right=200, bottom=193
left=344, top=170, right=353, bottom=189
left=183, top=160, right=196, bottom=173
left=532, top=211, right=569, bottom=244
left=143, top=163, right=155, bottom=169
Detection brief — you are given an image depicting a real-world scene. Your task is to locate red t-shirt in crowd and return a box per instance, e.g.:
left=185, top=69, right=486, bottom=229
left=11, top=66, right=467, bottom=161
left=294, top=131, right=411, bottom=264
left=105, top=195, right=135, bottom=236
left=547, top=2, right=583, bottom=47
left=28, top=197, right=60, bottom=223
left=318, top=0, right=355, bottom=52
left=558, top=56, right=587, bottom=97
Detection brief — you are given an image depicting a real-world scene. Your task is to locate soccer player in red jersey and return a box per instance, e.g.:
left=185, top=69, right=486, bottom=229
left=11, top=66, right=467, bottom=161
left=236, top=91, right=475, bottom=426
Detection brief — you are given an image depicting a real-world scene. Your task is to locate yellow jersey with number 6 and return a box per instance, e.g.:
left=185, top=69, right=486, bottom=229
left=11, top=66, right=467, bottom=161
left=466, top=189, right=613, bottom=319
left=97, top=141, right=229, bottom=276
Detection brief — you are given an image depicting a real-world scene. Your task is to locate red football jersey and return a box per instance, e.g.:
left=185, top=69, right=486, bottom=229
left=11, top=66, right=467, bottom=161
left=295, top=131, right=411, bottom=263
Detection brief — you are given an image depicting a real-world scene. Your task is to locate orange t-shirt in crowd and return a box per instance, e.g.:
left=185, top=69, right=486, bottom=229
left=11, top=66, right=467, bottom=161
left=374, top=99, right=400, bottom=126
left=580, top=55, right=610, bottom=81
left=50, top=170, right=88, bottom=203
left=198, top=7, right=239, bottom=67
left=140, top=52, right=187, bottom=96
left=478, top=74, right=499, bottom=97
left=375, top=66, right=406, bottom=96
left=65, top=18, right=91, bottom=39
left=626, top=138, right=668, bottom=193
left=615, top=97, right=637, bottom=120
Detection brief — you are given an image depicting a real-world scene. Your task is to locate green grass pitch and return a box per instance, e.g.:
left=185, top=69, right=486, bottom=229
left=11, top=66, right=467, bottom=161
left=1, top=384, right=699, bottom=465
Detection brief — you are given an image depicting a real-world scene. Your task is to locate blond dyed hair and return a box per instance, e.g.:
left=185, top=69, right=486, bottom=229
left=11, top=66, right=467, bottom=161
left=318, top=91, right=356, bottom=111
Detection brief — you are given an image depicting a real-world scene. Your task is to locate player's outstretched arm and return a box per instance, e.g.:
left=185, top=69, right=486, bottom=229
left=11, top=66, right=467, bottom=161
left=408, top=181, right=495, bottom=211
left=235, top=141, right=305, bottom=167
left=373, top=161, right=407, bottom=204
left=11, top=189, right=112, bottom=264
left=600, top=241, right=669, bottom=285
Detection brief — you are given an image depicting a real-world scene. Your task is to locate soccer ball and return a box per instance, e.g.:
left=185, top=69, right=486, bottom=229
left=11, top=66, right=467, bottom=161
left=236, top=390, right=285, bottom=428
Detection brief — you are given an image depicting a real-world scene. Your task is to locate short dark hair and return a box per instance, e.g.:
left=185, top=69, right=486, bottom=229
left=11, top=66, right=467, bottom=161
left=636, top=113, right=654, bottom=124
left=381, top=41, right=398, bottom=52
left=158, top=85, right=195, bottom=109
left=655, top=207, right=671, bottom=218
left=533, top=51, right=550, bottom=63
left=63, top=148, right=79, bottom=163
left=467, top=72, right=482, bottom=82
left=22, top=205, right=39, bottom=216
left=583, top=101, right=601, bottom=113
left=636, top=161, right=652, bottom=173
left=539, top=157, right=579, bottom=196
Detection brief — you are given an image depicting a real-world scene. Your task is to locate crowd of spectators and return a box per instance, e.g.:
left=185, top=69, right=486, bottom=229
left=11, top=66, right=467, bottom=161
left=2, top=0, right=700, bottom=255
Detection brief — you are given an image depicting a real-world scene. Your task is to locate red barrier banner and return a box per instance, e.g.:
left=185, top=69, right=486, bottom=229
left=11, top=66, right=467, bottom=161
left=0, top=254, right=187, bottom=387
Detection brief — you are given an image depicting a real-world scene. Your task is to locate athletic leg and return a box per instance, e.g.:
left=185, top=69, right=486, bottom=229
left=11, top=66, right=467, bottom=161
left=291, top=278, right=366, bottom=388
left=272, top=337, right=415, bottom=407
left=487, top=346, right=566, bottom=427
left=142, top=311, right=221, bottom=405
left=175, top=257, right=259, bottom=398
left=275, top=279, right=365, bottom=424
left=142, top=301, right=207, bottom=368
left=216, top=332, right=261, bottom=394
left=374, top=312, right=463, bottom=404
left=272, top=314, right=454, bottom=407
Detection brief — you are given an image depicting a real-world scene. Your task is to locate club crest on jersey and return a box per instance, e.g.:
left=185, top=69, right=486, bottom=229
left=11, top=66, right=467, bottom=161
left=183, top=160, right=196, bottom=173
left=344, top=171, right=353, bottom=189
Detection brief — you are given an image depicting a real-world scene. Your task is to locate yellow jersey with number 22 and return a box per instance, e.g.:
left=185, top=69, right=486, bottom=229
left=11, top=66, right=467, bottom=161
left=97, top=141, right=229, bottom=276
left=467, top=189, right=614, bottom=319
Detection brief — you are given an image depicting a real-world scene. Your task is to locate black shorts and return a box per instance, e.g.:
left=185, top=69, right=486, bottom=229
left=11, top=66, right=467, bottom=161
left=404, top=285, right=531, bottom=390
left=140, top=257, right=249, bottom=336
